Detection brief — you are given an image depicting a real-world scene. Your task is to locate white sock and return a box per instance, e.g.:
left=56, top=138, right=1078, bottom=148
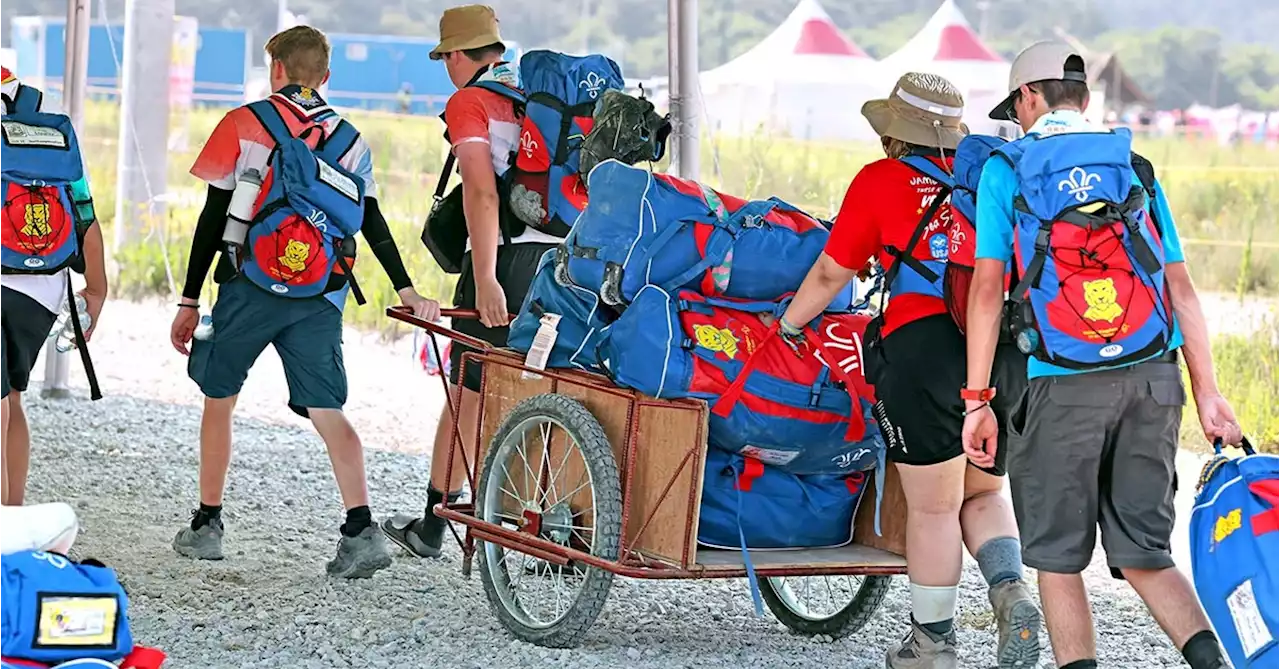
left=910, top=582, right=959, bottom=625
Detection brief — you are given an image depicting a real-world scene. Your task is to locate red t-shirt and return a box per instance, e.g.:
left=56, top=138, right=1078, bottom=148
left=824, top=155, right=954, bottom=337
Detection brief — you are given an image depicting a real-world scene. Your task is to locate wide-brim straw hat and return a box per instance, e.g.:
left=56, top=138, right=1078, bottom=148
left=429, top=5, right=505, bottom=60
left=861, top=72, right=967, bottom=150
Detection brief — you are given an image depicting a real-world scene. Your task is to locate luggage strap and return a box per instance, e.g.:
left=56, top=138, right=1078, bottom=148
left=734, top=456, right=765, bottom=617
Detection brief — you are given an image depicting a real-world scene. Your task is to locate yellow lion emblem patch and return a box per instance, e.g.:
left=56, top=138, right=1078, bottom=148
left=1082, top=278, right=1124, bottom=323
left=694, top=324, right=739, bottom=359
left=1214, top=508, right=1242, bottom=543
left=21, top=203, right=51, bottom=238
left=279, top=239, right=311, bottom=273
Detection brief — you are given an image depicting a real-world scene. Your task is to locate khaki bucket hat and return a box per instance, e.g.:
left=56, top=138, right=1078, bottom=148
left=861, top=72, right=967, bottom=150
left=429, top=5, right=504, bottom=60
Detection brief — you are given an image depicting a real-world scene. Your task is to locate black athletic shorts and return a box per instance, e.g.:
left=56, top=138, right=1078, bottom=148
left=450, top=243, right=555, bottom=392
left=873, top=314, right=1026, bottom=476
left=2, top=287, right=58, bottom=399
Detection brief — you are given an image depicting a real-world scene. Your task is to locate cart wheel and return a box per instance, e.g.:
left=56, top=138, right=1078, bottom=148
left=476, top=393, right=622, bottom=648
left=759, top=574, right=893, bottom=638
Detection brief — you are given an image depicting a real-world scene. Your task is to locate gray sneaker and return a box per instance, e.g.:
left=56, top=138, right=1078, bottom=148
left=326, top=526, right=392, bottom=579
left=989, top=579, right=1042, bottom=668
left=885, top=620, right=958, bottom=669
left=173, top=515, right=224, bottom=560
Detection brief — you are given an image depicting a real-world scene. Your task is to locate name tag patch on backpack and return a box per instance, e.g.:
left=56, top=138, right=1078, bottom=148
left=36, top=595, right=120, bottom=648
left=2, top=121, right=68, bottom=148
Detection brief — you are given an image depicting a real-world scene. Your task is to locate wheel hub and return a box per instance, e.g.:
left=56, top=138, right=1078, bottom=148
left=516, top=502, right=572, bottom=545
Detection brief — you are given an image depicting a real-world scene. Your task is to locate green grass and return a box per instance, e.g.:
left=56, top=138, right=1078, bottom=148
left=80, top=100, right=1278, bottom=447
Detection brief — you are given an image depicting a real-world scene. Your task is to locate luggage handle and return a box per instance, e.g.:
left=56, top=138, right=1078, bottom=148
left=1214, top=436, right=1255, bottom=456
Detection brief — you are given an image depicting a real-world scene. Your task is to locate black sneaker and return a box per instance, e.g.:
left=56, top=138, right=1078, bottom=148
left=380, top=513, right=446, bottom=558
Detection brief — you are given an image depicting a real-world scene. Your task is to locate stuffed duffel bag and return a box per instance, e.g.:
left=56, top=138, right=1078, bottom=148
left=508, top=249, right=616, bottom=372
left=1190, top=438, right=1278, bottom=668
left=698, top=449, right=871, bottom=550
left=0, top=551, right=164, bottom=669
left=556, top=159, right=831, bottom=307
left=598, top=285, right=883, bottom=476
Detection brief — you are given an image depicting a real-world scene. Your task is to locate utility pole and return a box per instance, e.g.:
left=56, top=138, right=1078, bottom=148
left=113, top=0, right=174, bottom=250
left=42, top=0, right=93, bottom=399
left=668, top=0, right=700, bottom=180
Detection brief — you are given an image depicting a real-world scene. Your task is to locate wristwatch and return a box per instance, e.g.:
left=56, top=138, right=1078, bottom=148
left=960, top=387, right=997, bottom=402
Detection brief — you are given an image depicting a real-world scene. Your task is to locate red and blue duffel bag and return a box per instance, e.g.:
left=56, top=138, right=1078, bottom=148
left=555, top=159, right=832, bottom=307
left=598, top=285, right=883, bottom=476
left=697, top=449, right=871, bottom=551
left=508, top=249, right=616, bottom=372
left=1191, top=437, right=1278, bottom=668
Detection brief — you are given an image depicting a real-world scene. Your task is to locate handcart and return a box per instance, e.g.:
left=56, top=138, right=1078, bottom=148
left=389, top=306, right=910, bottom=649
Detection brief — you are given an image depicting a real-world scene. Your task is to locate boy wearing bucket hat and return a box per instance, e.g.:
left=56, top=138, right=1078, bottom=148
left=382, top=5, right=557, bottom=559
left=963, top=41, right=1237, bottom=669
left=780, top=72, right=1040, bottom=669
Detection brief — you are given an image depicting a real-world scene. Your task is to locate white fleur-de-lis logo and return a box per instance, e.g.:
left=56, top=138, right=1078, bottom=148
left=1058, top=166, right=1102, bottom=203
left=520, top=130, right=538, bottom=158
left=832, top=448, right=871, bottom=469
left=579, top=72, right=606, bottom=99
left=307, top=209, right=329, bottom=232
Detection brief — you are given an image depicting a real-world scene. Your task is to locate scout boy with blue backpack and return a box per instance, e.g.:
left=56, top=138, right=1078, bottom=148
left=1, top=67, right=107, bottom=508
left=962, top=40, right=1244, bottom=669
left=167, top=26, right=441, bottom=579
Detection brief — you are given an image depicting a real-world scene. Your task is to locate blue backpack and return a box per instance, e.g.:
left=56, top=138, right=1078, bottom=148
left=1, top=86, right=92, bottom=275
left=943, top=134, right=1012, bottom=333
left=0, top=552, right=133, bottom=666
left=997, top=129, right=1175, bottom=369
left=1191, top=439, right=1278, bottom=668
left=559, top=160, right=833, bottom=307
left=239, top=100, right=367, bottom=303
left=882, top=154, right=956, bottom=303
left=474, top=51, right=624, bottom=238
left=507, top=248, right=616, bottom=372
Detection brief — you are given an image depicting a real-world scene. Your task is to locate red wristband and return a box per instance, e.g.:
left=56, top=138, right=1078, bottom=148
left=960, top=387, right=997, bottom=402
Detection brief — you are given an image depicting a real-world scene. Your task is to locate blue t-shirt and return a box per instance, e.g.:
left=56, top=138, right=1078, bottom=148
left=974, top=133, right=1185, bottom=379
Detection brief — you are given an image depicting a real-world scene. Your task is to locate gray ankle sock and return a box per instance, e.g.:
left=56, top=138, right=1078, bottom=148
left=976, top=536, right=1024, bottom=586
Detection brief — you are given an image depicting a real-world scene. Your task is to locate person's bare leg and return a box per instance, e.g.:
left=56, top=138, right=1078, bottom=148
left=4, top=391, right=31, bottom=506
left=887, top=456, right=966, bottom=666
left=309, top=408, right=369, bottom=511
left=962, top=466, right=1040, bottom=668
left=1, top=394, right=11, bottom=505
left=428, top=386, right=480, bottom=496
left=173, top=395, right=238, bottom=561
left=199, top=396, right=237, bottom=506
left=1039, top=571, right=1096, bottom=667
left=1123, top=566, right=1221, bottom=661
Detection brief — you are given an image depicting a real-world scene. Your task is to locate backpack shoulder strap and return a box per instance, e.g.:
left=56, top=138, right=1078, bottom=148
left=246, top=99, right=293, bottom=148
left=884, top=156, right=954, bottom=287
left=12, top=84, right=42, bottom=114
left=899, top=154, right=956, bottom=190
left=318, top=118, right=359, bottom=164
left=470, top=80, right=527, bottom=106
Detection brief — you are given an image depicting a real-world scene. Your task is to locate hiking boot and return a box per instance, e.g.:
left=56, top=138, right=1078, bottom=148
left=989, top=579, right=1042, bottom=669
left=380, top=513, right=446, bottom=559
left=326, top=526, right=392, bottom=579
left=885, top=620, right=958, bottom=669
left=173, top=515, right=224, bottom=561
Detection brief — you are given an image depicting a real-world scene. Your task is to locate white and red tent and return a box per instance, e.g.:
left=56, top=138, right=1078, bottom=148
left=700, top=0, right=891, bottom=141
left=880, top=0, right=1012, bottom=135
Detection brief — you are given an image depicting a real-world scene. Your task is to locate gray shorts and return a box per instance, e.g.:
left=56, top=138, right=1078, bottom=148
left=1006, top=354, right=1183, bottom=575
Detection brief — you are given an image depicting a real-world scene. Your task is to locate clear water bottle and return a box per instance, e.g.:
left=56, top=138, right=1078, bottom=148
left=49, top=294, right=91, bottom=353
left=193, top=314, right=215, bottom=341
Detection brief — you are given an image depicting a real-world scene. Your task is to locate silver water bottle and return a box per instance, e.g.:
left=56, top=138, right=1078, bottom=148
left=222, top=168, right=264, bottom=267
left=49, top=294, right=92, bottom=353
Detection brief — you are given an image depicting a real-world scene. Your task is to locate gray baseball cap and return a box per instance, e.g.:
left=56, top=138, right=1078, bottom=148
left=989, top=40, right=1088, bottom=120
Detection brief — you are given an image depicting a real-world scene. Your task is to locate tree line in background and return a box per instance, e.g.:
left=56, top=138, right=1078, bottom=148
left=2, top=0, right=1276, bottom=110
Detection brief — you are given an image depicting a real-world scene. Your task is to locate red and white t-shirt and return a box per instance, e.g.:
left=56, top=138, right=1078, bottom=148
left=190, top=87, right=376, bottom=198
left=442, top=66, right=560, bottom=247
left=825, top=155, right=955, bottom=337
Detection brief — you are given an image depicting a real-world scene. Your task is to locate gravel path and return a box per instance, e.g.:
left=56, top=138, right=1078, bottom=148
left=17, top=295, right=1270, bottom=669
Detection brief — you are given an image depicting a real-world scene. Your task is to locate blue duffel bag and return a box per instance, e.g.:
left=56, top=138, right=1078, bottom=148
left=508, top=249, right=615, bottom=372
left=557, top=159, right=832, bottom=307
left=1190, top=438, right=1278, bottom=668
left=697, top=448, right=870, bottom=551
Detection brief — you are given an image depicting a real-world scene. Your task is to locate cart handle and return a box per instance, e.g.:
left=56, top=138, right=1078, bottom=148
left=386, top=305, right=519, bottom=352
